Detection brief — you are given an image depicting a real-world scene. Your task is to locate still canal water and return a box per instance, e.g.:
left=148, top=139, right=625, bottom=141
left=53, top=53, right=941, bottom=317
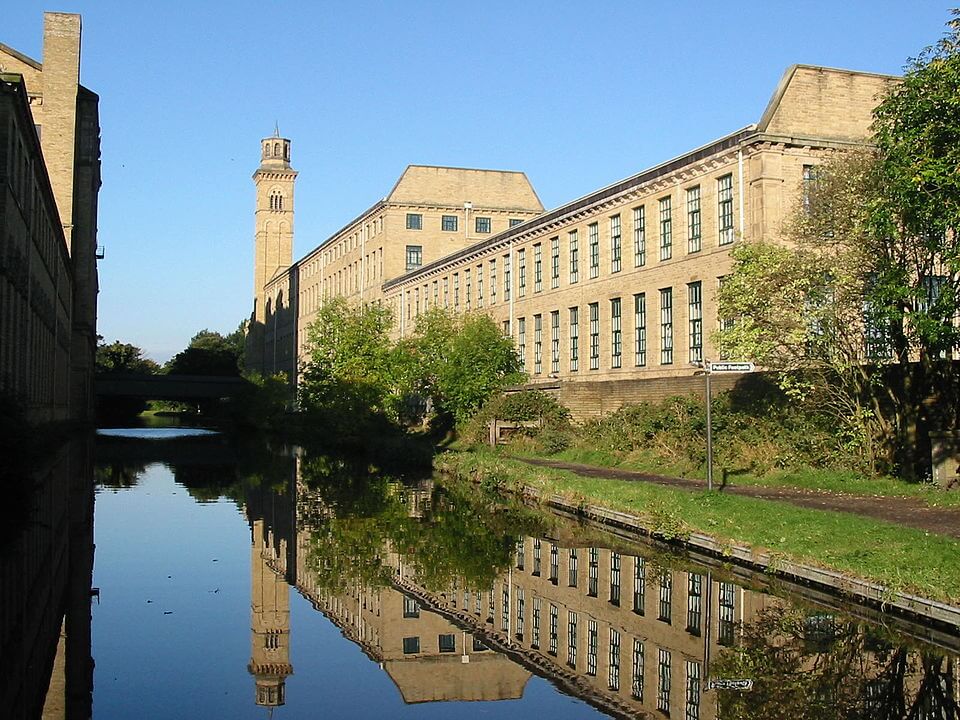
left=3, top=426, right=959, bottom=718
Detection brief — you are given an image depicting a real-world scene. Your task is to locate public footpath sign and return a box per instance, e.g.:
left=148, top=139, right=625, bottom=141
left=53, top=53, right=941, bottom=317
left=707, top=678, right=754, bottom=691
left=708, top=361, right=755, bottom=373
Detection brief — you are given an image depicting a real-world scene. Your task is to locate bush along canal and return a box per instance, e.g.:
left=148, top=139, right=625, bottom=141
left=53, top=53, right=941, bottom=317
left=2, top=426, right=958, bottom=719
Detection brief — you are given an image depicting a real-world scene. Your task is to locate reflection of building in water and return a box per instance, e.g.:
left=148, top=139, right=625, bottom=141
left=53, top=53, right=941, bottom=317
left=248, top=518, right=293, bottom=707
left=400, top=479, right=433, bottom=519
left=393, top=538, right=775, bottom=719
left=0, top=438, right=94, bottom=719
left=246, top=472, right=959, bottom=717
left=294, top=544, right=532, bottom=703
left=244, top=462, right=298, bottom=709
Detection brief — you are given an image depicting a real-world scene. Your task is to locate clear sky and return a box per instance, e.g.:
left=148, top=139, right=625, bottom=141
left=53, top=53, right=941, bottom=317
left=4, top=1, right=956, bottom=362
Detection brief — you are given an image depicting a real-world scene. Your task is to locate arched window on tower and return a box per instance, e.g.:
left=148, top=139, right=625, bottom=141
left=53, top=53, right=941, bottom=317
left=270, top=190, right=283, bottom=211
left=264, top=143, right=271, bottom=158
left=284, top=143, right=289, bottom=161
left=274, top=142, right=280, bottom=156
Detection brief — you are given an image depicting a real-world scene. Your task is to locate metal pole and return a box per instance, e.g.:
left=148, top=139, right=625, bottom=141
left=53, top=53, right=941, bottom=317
left=705, top=367, right=714, bottom=491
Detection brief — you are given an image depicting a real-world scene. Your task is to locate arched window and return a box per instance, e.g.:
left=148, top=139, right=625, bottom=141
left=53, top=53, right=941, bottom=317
left=284, top=143, right=289, bottom=160
left=274, top=142, right=280, bottom=156
left=264, top=143, right=271, bottom=157
left=270, top=190, right=283, bottom=211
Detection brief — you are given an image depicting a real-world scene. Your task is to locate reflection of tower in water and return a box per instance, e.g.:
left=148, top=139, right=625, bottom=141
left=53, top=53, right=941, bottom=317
left=248, top=519, right=293, bottom=707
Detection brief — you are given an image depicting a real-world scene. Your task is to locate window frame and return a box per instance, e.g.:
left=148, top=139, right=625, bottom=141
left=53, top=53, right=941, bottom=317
left=687, top=185, right=702, bottom=254
left=659, top=196, right=673, bottom=261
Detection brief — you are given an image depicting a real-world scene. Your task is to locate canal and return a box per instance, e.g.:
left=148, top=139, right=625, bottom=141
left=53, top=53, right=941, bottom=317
left=3, top=426, right=958, bottom=718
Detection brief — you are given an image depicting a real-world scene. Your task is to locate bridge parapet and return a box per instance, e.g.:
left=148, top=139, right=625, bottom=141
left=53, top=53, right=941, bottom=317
left=94, top=373, right=249, bottom=401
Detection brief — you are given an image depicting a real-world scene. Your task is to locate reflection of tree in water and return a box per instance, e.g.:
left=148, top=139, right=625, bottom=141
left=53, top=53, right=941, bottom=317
left=94, top=462, right=147, bottom=489
left=171, top=464, right=243, bottom=504
left=712, top=605, right=958, bottom=719
left=298, top=451, right=546, bottom=595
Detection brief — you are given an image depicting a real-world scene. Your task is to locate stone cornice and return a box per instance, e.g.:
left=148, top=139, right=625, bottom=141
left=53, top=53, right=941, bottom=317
left=382, top=127, right=872, bottom=293
left=252, top=169, right=299, bottom=181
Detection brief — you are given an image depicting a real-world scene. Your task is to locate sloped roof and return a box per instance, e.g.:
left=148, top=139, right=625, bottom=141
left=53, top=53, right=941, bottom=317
left=386, top=165, right=544, bottom=212
left=757, top=64, right=898, bottom=141
left=0, top=42, right=41, bottom=70
left=385, top=653, right=530, bottom=703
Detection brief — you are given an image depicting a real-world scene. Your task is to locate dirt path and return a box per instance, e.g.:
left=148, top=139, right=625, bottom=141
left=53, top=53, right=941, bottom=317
left=515, top=456, right=960, bottom=539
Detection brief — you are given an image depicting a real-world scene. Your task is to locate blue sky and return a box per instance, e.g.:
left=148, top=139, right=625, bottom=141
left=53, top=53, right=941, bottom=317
left=5, top=1, right=955, bottom=362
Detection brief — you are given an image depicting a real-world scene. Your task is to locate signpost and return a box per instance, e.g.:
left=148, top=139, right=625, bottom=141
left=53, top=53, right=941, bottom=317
left=707, top=678, right=754, bottom=691
left=708, top=362, right=755, bottom=373
left=694, top=360, right=755, bottom=490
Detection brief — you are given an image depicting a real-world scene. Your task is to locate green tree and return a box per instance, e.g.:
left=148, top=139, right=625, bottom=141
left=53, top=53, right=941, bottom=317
left=165, top=329, right=242, bottom=376
left=96, top=339, right=160, bottom=374
left=224, top=321, right=247, bottom=370
left=432, top=312, right=525, bottom=424
left=299, top=297, right=396, bottom=416
left=716, top=154, right=888, bottom=470
left=718, top=15, right=960, bottom=477
left=866, top=11, right=960, bottom=476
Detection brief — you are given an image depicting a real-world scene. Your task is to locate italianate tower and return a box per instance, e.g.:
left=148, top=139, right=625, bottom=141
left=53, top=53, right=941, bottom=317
left=248, top=130, right=297, bottom=372
left=252, top=130, right=297, bottom=324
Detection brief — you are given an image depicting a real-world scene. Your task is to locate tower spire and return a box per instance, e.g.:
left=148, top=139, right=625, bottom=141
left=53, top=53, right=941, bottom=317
left=273, top=121, right=280, bottom=138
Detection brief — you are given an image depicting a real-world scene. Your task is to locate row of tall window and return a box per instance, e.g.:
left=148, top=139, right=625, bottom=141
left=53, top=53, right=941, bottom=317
left=396, top=175, right=735, bottom=333
left=513, top=282, right=705, bottom=373
left=515, top=540, right=738, bottom=643
left=405, top=213, right=525, bottom=233
left=320, top=216, right=383, bottom=266
left=436, top=174, right=732, bottom=282
left=7, top=126, right=66, bottom=278
left=428, top=558, right=742, bottom=720
left=458, top=581, right=712, bottom=718
left=319, top=249, right=385, bottom=300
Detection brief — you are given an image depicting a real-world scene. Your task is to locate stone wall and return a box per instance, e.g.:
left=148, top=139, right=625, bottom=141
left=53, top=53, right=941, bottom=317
left=508, top=374, right=748, bottom=422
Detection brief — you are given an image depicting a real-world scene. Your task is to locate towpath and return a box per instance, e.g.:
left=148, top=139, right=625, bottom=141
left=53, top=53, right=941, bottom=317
left=514, top=456, right=960, bottom=539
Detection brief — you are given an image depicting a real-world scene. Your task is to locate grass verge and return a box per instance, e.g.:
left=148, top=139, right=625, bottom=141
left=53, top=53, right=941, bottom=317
left=439, top=449, right=960, bottom=604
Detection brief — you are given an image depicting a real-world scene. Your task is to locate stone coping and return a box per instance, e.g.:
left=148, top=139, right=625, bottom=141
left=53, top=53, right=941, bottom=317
left=525, top=486, right=960, bottom=632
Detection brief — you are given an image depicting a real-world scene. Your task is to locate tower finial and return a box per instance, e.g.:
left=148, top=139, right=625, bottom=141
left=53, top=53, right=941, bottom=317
left=274, top=121, right=280, bottom=138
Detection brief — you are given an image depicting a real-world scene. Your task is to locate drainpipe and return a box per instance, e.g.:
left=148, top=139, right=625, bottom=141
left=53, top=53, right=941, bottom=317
left=272, top=295, right=278, bottom=373
left=509, top=240, right=515, bottom=338
left=703, top=571, right=713, bottom=691
left=507, top=567, right=512, bottom=638
left=360, top=223, right=366, bottom=303
left=737, top=149, right=745, bottom=240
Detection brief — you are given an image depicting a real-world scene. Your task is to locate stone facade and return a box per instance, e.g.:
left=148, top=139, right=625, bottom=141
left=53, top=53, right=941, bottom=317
left=382, top=66, right=896, bottom=387
left=248, top=65, right=895, bottom=395
left=0, top=13, right=101, bottom=422
left=249, top=156, right=543, bottom=378
left=247, top=132, right=296, bottom=374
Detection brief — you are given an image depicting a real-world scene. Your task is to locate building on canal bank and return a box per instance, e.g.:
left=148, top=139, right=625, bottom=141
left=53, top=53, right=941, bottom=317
left=381, top=65, right=896, bottom=411
left=247, top=65, right=896, bottom=415
left=245, top=136, right=544, bottom=379
left=0, top=13, right=102, bottom=423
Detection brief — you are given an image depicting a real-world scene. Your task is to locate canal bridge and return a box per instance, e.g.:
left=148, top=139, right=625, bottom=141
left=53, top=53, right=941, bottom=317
left=94, top=373, right=249, bottom=402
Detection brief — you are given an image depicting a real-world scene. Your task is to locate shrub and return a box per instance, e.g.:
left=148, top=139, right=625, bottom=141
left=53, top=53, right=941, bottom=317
left=459, top=390, right=571, bottom=448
